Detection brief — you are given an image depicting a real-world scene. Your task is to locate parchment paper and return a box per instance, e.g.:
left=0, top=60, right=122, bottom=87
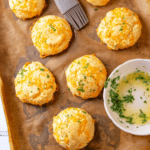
left=1, top=0, right=150, bottom=149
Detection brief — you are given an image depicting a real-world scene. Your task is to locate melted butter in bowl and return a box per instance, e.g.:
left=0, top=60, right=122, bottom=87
left=103, top=59, right=150, bottom=135
left=117, top=71, right=150, bottom=125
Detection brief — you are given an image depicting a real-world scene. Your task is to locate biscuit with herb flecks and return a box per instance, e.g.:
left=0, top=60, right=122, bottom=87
left=53, top=107, right=95, bottom=150
left=31, top=15, right=72, bottom=58
left=9, top=0, right=46, bottom=19
left=97, top=8, right=142, bottom=50
left=14, top=62, right=57, bottom=106
left=65, top=54, right=107, bottom=99
left=86, top=0, right=110, bottom=6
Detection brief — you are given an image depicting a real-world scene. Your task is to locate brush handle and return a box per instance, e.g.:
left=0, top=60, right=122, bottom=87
left=54, top=0, right=79, bottom=14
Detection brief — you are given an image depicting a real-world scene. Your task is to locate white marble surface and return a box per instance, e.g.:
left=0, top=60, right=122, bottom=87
left=0, top=97, right=10, bottom=150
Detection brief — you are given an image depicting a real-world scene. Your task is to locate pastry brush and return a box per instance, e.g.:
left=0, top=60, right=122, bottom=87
left=54, top=0, right=89, bottom=30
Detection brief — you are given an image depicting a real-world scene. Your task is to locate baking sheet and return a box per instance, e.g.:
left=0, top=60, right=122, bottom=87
left=1, top=0, right=150, bottom=149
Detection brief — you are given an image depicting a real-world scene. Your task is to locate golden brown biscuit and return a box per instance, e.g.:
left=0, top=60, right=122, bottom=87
left=86, top=0, right=110, bottom=6
left=14, top=62, right=57, bottom=106
left=31, top=15, right=72, bottom=58
left=97, top=7, right=142, bottom=50
left=53, top=107, right=95, bottom=150
left=9, top=0, right=46, bottom=19
left=65, top=54, right=107, bottom=99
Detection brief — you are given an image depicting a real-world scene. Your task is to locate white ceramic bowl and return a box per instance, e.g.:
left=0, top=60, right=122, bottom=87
left=103, top=59, right=150, bottom=135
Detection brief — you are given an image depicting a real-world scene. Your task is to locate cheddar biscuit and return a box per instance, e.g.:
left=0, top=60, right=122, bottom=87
left=14, top=62, right=57, bottom=106
left=86, top=0, right=110, bottom=6
left=9, top=0, right=46, bottom=19
left=53, top=107, right=95, bottom=150
left=65, top=54, right=107, bottom=99
left=31, top=15, right=72, bottom=58
left=97, top=8, right=142, bottom=50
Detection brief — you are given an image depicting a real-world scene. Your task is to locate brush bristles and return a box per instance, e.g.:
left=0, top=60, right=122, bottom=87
left=64, top=4, right=89, bottom=30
